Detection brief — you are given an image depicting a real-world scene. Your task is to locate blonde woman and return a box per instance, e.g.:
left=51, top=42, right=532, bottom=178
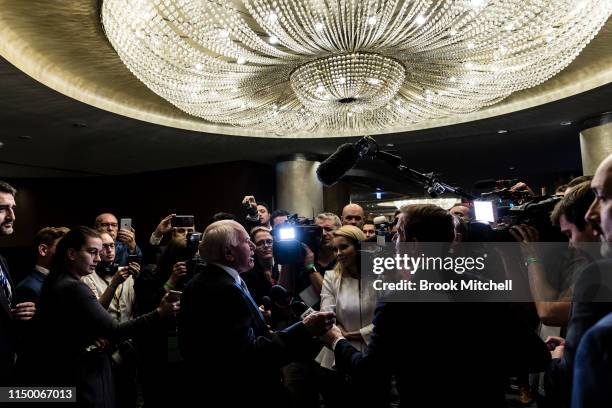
left=316, top=225, right=382, bottom=407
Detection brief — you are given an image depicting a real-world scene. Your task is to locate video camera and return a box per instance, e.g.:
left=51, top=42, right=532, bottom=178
left=470, top=181, right=562, bottom=242
left=272, top=214, right=322, bottom=265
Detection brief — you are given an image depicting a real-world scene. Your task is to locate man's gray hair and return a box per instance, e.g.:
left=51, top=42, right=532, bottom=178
left=199, top=220, right=243, bottom=263
left=315, top=212, right=341, bottom=228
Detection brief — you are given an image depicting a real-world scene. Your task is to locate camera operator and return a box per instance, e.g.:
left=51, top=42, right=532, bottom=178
left=271, top=209, right=290, bottom=228
left=242, top=195, right=272, bottom=229
left=279, top=213, right=340, bottom=299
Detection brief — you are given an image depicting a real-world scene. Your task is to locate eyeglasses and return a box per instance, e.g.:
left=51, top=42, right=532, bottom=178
left=255, top=239, right=273, bottom=247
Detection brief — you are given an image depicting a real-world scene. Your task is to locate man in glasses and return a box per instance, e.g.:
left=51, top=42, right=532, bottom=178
left=94, top=212, right=142, bottom=266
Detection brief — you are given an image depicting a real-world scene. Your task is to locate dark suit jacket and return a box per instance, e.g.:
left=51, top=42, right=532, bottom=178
left=15, top=268, right=46, bottom=304
left=0, top=255, right=15, bottom=384
left=572, top=312, right=612, bottom=408
left=178, top=263, right=314, bottom=407
left=334, top=301, right=550, bottom=408
left=547, top=259, right=612, bottom=407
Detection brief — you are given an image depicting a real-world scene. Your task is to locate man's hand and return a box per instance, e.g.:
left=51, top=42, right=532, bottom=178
left=242, top=195, right=257, bottom=209
left=11, top=302, right=36, bottom=321
left=320, top=325, right=344, bottom=347
left=302, top=243, right=315, bottom=268
left=509, top=182, right=535, bottom=196
left=169, top=261, right=187, bottom=286
left=303, top=311, right=335, bottom=336
left=117, top=227, right=137, bottom=251
left=157, top=293, right=181, bottom=318
left=127, top=262, right=141, bottom=278
left=154, top=214, right=175, bottom=239
left=509, top=224, right=540, bottom=260
left=111, top=267, right=131, bottom=288
left=94, top=338, right=110, bottom=350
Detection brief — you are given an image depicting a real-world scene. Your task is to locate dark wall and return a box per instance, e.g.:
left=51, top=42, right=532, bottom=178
left=0, top=161, right=275, bottom=281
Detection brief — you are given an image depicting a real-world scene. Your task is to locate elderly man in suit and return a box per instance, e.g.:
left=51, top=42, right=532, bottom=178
left=178, top=219, right=334, bottom=407
left=0, top=181, right=36, bottom=384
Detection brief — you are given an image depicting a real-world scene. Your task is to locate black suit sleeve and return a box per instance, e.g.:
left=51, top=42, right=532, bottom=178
left=179, top=281, right=310, bottom=368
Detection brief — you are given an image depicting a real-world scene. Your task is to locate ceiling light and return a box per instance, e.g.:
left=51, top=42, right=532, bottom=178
left=560, top=121, right=572, bottom=125
left=102, top=0, right=612, bottom=135
left=497, top=129, right=508, bottom=133
left=414, top=15, right=427, bottom=26
left=385, top=143, right=394, bottom=147
left=0, top=142, right=4, bottom=148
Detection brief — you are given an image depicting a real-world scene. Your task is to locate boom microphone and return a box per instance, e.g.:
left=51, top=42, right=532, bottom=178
left=316, top=143, right=359, bottom=186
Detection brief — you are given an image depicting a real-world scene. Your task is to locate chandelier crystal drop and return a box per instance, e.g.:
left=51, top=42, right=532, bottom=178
left=101, top=0, right=612, bottom=135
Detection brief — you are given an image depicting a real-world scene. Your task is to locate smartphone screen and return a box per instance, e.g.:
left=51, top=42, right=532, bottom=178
left=171, top=215, right=195, bottom=228
left=120, top=218, right=132, bottom=230
left=473, top=201, right=496, bottom=223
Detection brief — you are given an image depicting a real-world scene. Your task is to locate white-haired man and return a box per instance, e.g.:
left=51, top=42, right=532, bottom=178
left=178, top=220, right=334, bottom=407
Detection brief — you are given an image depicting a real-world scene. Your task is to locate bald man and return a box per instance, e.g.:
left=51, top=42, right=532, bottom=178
left=94, top=213, right=142, bottom=266
left=341, top=203, right=365, bottom=228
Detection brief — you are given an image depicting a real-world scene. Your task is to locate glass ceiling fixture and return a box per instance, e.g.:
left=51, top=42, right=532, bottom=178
left=101, top=0, right=612, bottom=135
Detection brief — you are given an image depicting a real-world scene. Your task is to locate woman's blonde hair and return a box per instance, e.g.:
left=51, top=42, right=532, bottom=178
left=332, top=225, right=366, bottom=277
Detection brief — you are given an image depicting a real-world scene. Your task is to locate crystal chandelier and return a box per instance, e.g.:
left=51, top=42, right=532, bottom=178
left=101, top=0, right=612, bottom=135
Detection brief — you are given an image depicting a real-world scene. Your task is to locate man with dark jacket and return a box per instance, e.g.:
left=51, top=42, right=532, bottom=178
left=0, top=181, right=36, bottom=384
left=322, top=204, right=550, bottom=408
left=178, top=219, right=334, bottom=407
left=15, top=226, right=69, bottom=304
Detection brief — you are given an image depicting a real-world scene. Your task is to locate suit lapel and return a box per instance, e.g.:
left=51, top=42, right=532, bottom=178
left=0, top=257, right=12, bottom=317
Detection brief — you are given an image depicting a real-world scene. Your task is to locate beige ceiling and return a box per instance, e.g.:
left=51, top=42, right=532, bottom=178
left=1, top=1, right=612, bottom=138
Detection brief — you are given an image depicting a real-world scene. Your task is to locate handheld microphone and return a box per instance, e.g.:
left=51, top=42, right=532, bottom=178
left=269, top=285, right=292, bottom=307
left=290, top=301, right=315, bottom=320
left=261, top=296, right=272, bottom=311
left=316, top=143, right=359, bottom=186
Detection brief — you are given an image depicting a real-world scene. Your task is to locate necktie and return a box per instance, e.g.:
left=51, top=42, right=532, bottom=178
left=237, top=278, right=265, bottom=321
left=0, top=264, right=12, bottom=308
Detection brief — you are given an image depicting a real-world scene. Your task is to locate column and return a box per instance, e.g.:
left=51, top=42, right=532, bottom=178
left=275, top=155, right=324, bottom=218
left=580, top=113, right=612, bottom=175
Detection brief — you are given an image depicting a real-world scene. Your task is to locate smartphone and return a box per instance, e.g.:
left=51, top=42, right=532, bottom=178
left=166, top=290, right=182, bottom=303
left=172, top=215, right=195, bottom=228
left=473, top=201, right=496, bottom=223
left=127, top=254, right=141, bottom=264
left=120, top=218, right=132, bottom=230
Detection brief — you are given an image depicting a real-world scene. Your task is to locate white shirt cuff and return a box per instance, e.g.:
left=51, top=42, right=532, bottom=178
left=331, top=336, right=346, bottom=351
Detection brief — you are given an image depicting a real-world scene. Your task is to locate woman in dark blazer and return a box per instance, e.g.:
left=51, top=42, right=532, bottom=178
left=33, top=226, right=178, bottom=408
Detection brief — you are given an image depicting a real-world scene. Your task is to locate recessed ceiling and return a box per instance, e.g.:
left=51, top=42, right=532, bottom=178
left=0, top=1, right=612, bottom=138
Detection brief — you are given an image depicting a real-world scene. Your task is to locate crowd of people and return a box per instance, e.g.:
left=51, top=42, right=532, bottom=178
left=0, top=153, right=611, bottom=408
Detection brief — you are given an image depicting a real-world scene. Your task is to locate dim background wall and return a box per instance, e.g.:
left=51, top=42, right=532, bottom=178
left=1, top=161, right=275, bottom=282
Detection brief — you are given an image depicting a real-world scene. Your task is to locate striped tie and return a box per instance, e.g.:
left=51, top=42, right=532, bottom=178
left=0, top=264, right=12, bottom=308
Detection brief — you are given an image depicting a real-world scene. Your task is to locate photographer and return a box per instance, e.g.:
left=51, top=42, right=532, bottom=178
left=95, top=213, right=142, bottom=266
left=242, top=195, right=272, bottom=229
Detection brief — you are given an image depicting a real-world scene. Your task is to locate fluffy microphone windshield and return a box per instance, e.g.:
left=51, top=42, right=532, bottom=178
left=316, top=143, right=359, bottom=187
